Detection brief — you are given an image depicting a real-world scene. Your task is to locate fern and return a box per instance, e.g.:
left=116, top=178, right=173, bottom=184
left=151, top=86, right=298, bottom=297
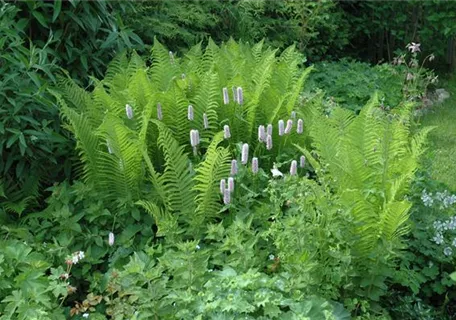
left=60, top=39, right=313, bottom=230
left=300, top=93, right=430, bottom=254
left=193, top=132, right=231, bottom=225
left=155, top=121, right=195, bottom=215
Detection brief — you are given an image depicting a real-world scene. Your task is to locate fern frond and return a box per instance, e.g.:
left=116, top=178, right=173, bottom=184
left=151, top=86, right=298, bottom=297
left=193, top=132, right=231, bottom=224
left=154, top=121, right=195, bottom=215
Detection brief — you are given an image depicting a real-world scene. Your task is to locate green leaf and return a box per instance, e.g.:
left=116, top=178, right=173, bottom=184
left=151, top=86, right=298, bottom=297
left=52, top=0, right=62, bottom=22
left=450, top=272, right=456, bottom=282
left=32, top=11, right=49, bottom=28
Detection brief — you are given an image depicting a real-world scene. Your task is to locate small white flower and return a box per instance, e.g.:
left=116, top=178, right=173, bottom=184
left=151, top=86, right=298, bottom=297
left=433, top=233, right=444, bottom=245
left=196, top=244, right=201, bottom=250
left=82, top=313, right=89, bottom=318
left=271, top=164, right=283, bottom=178
left=108, top=232, right=115, bottom=246
left=269, top=254, right=275, bottom=260
left=444, top=247, right=453, bottom=256
left=406, top=42, right=421, bottom=53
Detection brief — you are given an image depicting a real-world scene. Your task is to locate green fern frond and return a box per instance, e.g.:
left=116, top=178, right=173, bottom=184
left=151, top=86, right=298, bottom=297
left=136, top=200, right=180, bottom=239
left=193, top=132, right=231, bottom=224
left=154, top=121, right=195, bottom=215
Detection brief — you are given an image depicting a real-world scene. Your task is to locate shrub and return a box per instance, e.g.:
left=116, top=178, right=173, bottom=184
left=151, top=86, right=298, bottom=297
left=124, top=0, right=349, bottom=61
left=306, top=59, right=404, bottom=112
left=0, top=1, right=145, bottom=214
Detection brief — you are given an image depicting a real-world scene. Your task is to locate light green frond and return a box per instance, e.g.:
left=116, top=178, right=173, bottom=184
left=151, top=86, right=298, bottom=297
left=193, top=132, right=231, bottom=223
left=154, top=121, right=195, bottom=215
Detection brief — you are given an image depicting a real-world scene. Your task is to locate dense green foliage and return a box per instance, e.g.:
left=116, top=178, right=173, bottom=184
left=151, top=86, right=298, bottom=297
left=306, top=60, right=404, bottom=112
left=0, top=1, right=144, bottom=213
left=341, top=1, right=456, bottom=67
left=55, top=39, right=311, bottom=223
left=1, top=1, right=455, bottom=319
left=125, top=0, right=349, bottom=61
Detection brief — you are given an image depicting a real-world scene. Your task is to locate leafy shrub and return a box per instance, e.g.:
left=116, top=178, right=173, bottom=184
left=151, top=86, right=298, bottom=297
left=0, top=3, right=73, bottom=214
left=0, top=239, right=67, bottom=319
left=389, top=172, right=456, bottom=319
left=125, top=0, right=349, bottom=61
left=12, top=0, right=143, bottom=80
left=306, top=59, right=404, bottom=112
left=0, top=1, right=144, bottom=214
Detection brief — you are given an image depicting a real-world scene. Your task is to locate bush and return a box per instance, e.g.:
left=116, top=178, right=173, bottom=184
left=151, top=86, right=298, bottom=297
left=0, top=1, right=145, bottom=214
left=124, top=0, right=349, bottom=61
left=306, top=59, right=404, bottom=112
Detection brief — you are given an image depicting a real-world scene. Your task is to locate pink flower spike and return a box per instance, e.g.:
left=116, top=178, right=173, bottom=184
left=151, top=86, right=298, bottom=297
left=125, top=104, right=134, bottom=119
left=236, top=87, right=243, bottom=105
left=284, top=119, right=293, bottom=134
left=300, top=155, right=306, bottom=168
left=223, top=87, right=230, bottom=105
left=223, top=188, right=231, bottom=205
left=190, top=129, right=200, bottom=147
left=267, top=124, right=273, bottom=136
left=220, top=179, right=226, bottom=195
left=278, top=120, right=285, bottom=136
left=258, top=125, right=266, bottom=142
left=228, top=177, right=235, bottom=193
left=232, top=86, right=238, bottom=102
left=266, top=134, right=273, bottom=150
left=223, top=125, right=231, bottom=139
left=187, top=105, right=194, bottom=121
left=297, top=119, right=303, bottom=134
left=231, top=159, right=238, bottom=175
left=252, top=157, right=259, bottom=174
left=290, top=160, right=297, bottom=176
left=241, top=143, right=249, bottom=164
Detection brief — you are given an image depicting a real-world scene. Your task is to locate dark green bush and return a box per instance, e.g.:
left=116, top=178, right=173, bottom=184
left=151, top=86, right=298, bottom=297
left=340, top=1, right=456, bottom=69
left=124, top=0, right=349, bottom=61
left=305, top=59, right=404, bottom=112
left=0, top=1, right=144, bottom=214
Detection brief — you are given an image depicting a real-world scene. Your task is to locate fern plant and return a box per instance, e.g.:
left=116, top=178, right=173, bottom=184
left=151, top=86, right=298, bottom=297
left=296, top=93, right=432, bottom=254
left=56, top=39, right=312, bottom=233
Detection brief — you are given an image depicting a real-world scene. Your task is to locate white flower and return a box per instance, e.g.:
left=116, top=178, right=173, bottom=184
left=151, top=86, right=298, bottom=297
left=433, top=233, right=444, bottom=245
left=108, top=232, right=115, bottom=246
left=444, top=247, right=453, bottom=256
left=406, top=42, right=421, bottom=53
left=82, top=313, right=89, bottom=318
left=196, top=244, right=201, bottom=250
left=271, top=164, right=283, bottom=178
left=269, top=254, right=275, bottom=260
